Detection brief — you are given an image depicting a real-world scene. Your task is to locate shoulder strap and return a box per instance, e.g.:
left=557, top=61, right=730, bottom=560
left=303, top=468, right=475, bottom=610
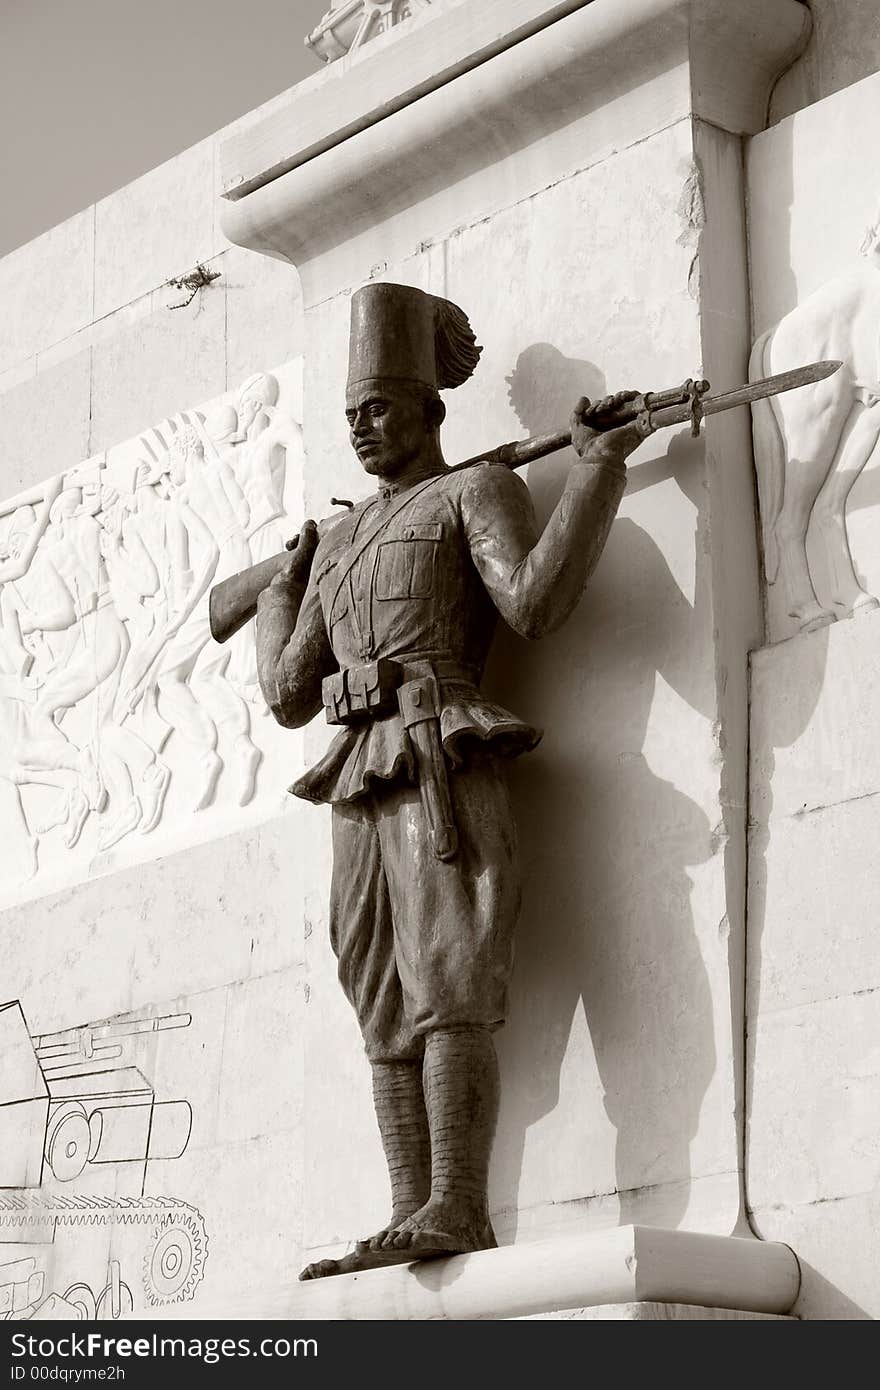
left=325, top=473, right=444, bottom=620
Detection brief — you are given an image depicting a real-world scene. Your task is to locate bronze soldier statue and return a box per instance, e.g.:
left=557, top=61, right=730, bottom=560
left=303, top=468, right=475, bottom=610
left=254, top=282, right=645, bottom=1280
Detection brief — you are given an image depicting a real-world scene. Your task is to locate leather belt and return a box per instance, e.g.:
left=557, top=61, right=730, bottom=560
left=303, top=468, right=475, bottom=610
left=394, top=655, right=479, bottom=686
left=321, top=654, right=478, bottom=726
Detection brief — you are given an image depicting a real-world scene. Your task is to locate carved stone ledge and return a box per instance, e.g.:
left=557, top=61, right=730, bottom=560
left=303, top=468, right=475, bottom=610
left=220, top=0, right=809, bottom=303
left=156, top=1226, right=801, bottom=1320
left=518, top=1302, right=797, bottom=1320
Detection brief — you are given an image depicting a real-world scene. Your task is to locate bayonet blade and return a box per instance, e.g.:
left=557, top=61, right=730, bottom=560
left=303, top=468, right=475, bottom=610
left=702, top=359, right=842, bottom=418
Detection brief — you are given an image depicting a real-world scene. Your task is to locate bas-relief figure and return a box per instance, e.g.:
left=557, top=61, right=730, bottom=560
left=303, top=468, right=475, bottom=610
left=0, top=369, right=304, bottom=894
left=305, top=0, right=432, bottom=64
left=750, top=210, right=880, bottom=637
left=252, top=283, right=646, bottom=1278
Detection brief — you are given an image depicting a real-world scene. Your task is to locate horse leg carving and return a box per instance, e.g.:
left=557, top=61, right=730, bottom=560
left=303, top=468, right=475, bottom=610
left=769, top=381, right=852, bottom=633
left=811, top=398, right=880, bottom=619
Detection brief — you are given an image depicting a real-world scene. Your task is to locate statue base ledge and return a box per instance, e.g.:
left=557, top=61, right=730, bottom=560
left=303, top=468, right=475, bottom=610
left=517, top=1302, right=796, bottom=1320
left=162, top=1225, right=800, bottom=1320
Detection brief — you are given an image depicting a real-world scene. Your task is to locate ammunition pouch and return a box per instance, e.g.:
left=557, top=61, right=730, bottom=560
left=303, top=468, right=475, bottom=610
left=321, top=658, right=403, bottom=725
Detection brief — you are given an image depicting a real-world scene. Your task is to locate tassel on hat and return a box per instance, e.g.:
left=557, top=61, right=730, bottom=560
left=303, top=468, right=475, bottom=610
left=347, top=282, right=482, bottom=396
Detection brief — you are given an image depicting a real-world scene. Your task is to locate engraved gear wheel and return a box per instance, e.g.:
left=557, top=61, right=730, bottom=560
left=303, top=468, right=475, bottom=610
left=0, top=1194, right=208, bottom=1308
left=143, top=1209, right=207, bottom=1306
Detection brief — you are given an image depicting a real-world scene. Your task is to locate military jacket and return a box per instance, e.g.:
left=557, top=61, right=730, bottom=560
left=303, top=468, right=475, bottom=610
left=263, top=458, right=626, bottom=806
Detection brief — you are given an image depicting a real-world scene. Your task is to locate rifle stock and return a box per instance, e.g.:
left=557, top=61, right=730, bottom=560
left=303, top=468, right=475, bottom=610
left=209, top=548, right=296, bottom=644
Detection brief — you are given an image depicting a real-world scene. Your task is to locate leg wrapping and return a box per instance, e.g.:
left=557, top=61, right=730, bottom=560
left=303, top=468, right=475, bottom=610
left=422, top=1028, right=499, bottom=1211
left=371, top=1059, right=431, bottom=1221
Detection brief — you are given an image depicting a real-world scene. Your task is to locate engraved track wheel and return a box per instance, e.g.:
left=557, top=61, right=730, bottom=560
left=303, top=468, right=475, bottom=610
left=144, top=1211, right=206, bottom=1305
left=45, top=1103, right=91, bottom=1181
left=96, top=1281, right=134, bottom=1320
left=63, top=1283, right=97, bottom=1320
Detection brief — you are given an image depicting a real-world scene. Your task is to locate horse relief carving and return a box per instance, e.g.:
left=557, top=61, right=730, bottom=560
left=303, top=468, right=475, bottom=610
left=0, top=365, right=304, bottom=896
left=750, top=210, right=880, bottom=641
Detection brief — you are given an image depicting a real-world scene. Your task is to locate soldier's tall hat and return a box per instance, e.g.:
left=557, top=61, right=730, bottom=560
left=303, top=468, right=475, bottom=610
left=347, top=282, right=482, bottom=399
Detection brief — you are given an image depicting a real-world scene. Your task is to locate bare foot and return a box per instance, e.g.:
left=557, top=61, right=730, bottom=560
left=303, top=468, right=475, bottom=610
left=299, top=1247, right=415, bottom=1281
left=97, top=797, right=141, bottom=852
left=37, top=788, right=89, bottom=849
left=64, top=790, right=91, bottom=849
left=17, top=836, right=38, bottom=883
left=299, top=1210, right=424, bottom=1281
left=299, top=1208, right=496, bottom=1279
left=33, top=790, right=72, bottom=835
left=235, top=739, right=261, bottom=806
left=193, top=751, right=222, bottom=811
left=358, top=1204, right=423, bottom=1252
left=138, top=763, right=170, bottom=833
left=377, top=1197, right=496, bottom=1258
left=77, top=746, right=106, bottom=812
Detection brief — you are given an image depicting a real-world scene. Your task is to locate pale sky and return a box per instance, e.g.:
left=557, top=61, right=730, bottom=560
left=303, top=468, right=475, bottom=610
left=0, top=0, right=330, bottom=256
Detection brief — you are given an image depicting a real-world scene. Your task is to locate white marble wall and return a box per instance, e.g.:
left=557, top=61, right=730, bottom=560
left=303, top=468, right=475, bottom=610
left=0, top=111, right=310, bottom=1320
left=0, top=128, right=304, bottom=493
left=0, top=814, right=308, bottom=1318
left=748, top=614, right=880, bottom=1319
left=746, top=70, right=880, bottom=1318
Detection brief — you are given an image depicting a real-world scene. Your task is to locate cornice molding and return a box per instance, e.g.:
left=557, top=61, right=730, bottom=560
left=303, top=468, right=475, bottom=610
left=219, top=0, right=809, bottom=302
left=221, top=0, right=594, bottom=202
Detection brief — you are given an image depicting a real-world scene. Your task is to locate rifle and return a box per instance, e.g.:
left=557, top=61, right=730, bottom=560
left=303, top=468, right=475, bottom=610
left=208, top=361, right=840, bottom=644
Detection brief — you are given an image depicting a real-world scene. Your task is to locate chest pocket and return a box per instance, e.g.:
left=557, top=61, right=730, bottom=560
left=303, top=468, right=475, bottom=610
left=374, top=522, right=443, bottom=601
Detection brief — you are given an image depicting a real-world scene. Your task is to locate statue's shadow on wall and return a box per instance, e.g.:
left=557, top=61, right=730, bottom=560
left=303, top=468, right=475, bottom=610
left=484, top=344, right=718, bottom=1235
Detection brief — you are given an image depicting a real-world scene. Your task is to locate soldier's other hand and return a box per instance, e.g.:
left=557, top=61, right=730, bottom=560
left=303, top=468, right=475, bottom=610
left=278, top=519, right=319, bottom=587
left=570, top=391, right=645, bottom=474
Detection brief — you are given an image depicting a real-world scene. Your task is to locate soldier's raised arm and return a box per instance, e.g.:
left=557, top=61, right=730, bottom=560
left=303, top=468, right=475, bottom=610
left=255, top=520, right=335, bottom=728
left=0, top=476, right=64, bottom=584
left=461, top=395, right=644, bottom=639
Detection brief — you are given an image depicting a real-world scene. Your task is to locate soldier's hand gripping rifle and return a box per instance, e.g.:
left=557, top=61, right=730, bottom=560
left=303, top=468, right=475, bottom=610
left=208, top=360, right=841, bottom=645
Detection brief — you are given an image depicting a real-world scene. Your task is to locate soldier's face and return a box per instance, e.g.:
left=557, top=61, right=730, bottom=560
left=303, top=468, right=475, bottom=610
left=345, top=386, right=428, bottom=478
left=238, top=394, right=261, bottom=433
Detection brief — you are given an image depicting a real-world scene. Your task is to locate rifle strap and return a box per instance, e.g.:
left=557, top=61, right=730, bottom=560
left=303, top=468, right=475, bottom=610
left=325, top=473, right=445, bottom=622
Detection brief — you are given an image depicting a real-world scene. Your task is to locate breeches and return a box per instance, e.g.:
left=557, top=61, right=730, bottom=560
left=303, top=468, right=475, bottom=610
left=329, top=755, right=520, bottom=1062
